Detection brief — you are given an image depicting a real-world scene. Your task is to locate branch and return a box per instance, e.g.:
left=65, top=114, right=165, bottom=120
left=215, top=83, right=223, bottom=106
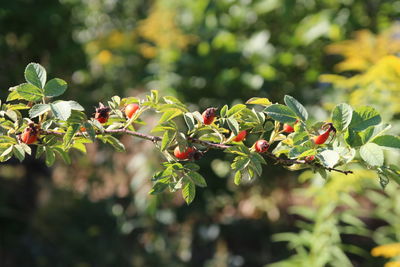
left=40, top=129, right=353, bottom=175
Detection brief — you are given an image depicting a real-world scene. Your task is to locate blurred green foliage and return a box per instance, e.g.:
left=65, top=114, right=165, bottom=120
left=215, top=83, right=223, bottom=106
left=1, top=0, right=400, bottom=266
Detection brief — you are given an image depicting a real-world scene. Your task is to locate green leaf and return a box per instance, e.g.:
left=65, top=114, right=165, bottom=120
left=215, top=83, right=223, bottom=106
left=227, top=117, right=239, bottom=135
left=161, top=130, right=175, bottom=151
left=0, top=145, right=13, bottom=159
left=159, top=109, right=182, bottom=124
left=19, top=143, right=32, bottom=155
left=227, top=104, right=246, bottom=117
left=149, top=180, right=169, bottom=195
left=182, top=180, right=196, bottom=204
left=63, top=124, right=80, bottom=148
left=5, top=110, right=18, bottom=122
left=29, top=104, right=50, bottom=118
left=25, top=63, right=46, bottom=88
left=13, top=144, right=25, bottom=162
left=379, top=174, right=389, bottom=189
left=104, top=135, right=125, bottom=152
left=360, top=143, right=384, bottom=166
left=332, top=103, right=353, bottom=132
left=53, top=147, right=72, bottom=164
left=288, top=146, right=311, bottom=159
left=264, top=104, right=297, bottom=123
left=381, top=167, right=400, bottom=186
left=284, top=95, right=308, bottom=121
left=151, top=90, right=159, bottom=104
left=232, top=156, right=251, bottom=171
left=7, top=89, right=22, bottom=101
left=372, top=135, right=400, bottom=150
left=234, top=171, right=242, bottom=185
left=44, top=78, right=67, bottom=97
left=6, top=103, right=30, bottom=110
left=83, top=122, right=96, bottom=141
left=246, top=97, right=271, bottom=106
left=349, top=106, right=381, bottom=132
left=183, top=113, right=196, bottom=132
left=188, top=171, right=207, bottom=187
left=0, top=136, right=17, bottom=144
left=361, top=123, right=391, bottom=144
left=225, top=145, right=250, bottom=156
left=250, top=152, right=267, bottom=165
left=344, top=129, right=363, bottom=148
left=220, top=105, right=228, bottom=117
left=45, top=147, right=56, bottom=166
left=184, top=163, right=200, bottom=171
left=15, top=83, right=44, bottom=102
left=35, top=146, right=45, bottom=159
left=50, top=101, right=72, bottom=121
left=68, top=101, right=85, bottom=111
left=317, top=150, right=340, bottom=168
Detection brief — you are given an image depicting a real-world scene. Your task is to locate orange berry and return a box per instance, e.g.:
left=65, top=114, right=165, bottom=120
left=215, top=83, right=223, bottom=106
left=233, top=130, right=247, bottom=142
left=125, top=103, right=139, bottom=119
left=283, top=124, right=295, bottom=133
left=174, top=146, right=196, bottom=160
left=313, top=130, right=331, bottom=145
left=20, top=128, right=38, bottom=144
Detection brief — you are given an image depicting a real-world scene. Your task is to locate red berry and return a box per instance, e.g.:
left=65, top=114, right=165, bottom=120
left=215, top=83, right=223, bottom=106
left=283, top=124, right=295, bottom=133
left=96, top=117, right=108, bottom=124
left=174, top=146, right=196, bottom=160
left=20, top=128, right=38, bottom=144
left=94, top=103, right=111, bottom=124
left=305, top=155, right=315, bottom=162
left=233, top=130, right=247, bottom=142
left=313, top=129, right=331, bottom=145
left=125, top=103, right=139, bottom=119
left=202, top=108, right=217, bottom=125
left=254, top=139, right=269, bottom=153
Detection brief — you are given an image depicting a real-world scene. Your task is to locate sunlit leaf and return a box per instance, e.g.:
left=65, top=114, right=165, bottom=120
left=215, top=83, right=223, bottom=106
left=372, top=135, right=400, bottom=150
left=25, top=63, right=46, bottom=88
left=332, top=103, right=353, bottom=132
left=29, top=104, right=50, bottom=118
left=44, top=78, right=67, bottom=97
left=360, top=143, right=384, bottom=166
left=182, top=179, right=196, bottom=204
left=264, top=104, right=297, bottom=123
left=246, top=97, right=271, bottom=106
left=284, top=95, right=308, bottom=121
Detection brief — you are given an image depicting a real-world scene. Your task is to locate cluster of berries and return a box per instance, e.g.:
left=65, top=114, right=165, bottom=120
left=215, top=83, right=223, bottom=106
left=18, top=103, right=335, bottom=166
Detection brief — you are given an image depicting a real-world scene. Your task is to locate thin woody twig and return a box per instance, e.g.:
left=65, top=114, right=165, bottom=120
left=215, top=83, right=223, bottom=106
left=40, top=129, right=353, bottom=175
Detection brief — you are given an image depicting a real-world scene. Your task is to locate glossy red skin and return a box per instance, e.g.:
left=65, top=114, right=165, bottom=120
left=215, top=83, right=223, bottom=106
left=233, top=130, right=247, bottom=142
left=313, top=129, right=331, bottom=145
left=125, top=103, right=139, bottom=118
left=283, top=124, right=295, bottom=133
left=21, top=129, right=37, bottom=144
left=305, top=155, right=315, bottom=162
left=254, top=140, right=269, bottom=153
left=174, top=146, right=195, bottom=160
left=202, top=108, right=216, bottom=125
left=96, top=116, right=108, bottom=124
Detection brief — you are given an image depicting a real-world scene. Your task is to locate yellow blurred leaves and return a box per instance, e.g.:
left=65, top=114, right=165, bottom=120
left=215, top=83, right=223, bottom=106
left=137, top=0, right=196, bottom=59
left=372, top=243, right=400, bottom=258
left=326, top=26, right=400, bottom=72
left=321, top=24, right=400, bottom=116
left=96, top=50, right=112, bottom=65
